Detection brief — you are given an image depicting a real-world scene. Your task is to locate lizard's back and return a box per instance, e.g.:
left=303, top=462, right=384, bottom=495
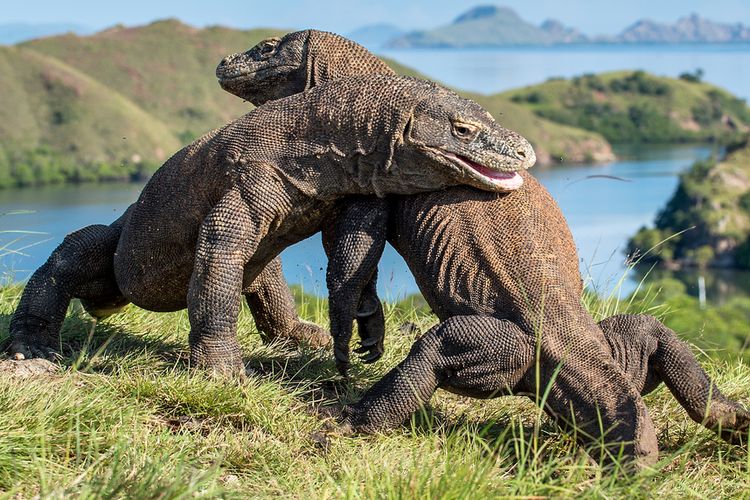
left=390, top=171, right=583, bottom=325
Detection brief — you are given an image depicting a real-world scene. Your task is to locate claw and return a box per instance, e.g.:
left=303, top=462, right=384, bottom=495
left=336, top=360, right=350, bottom=376
left=359, top=336, right=381, bottom=348
left=334, top=346, right=350, bottom=376
left=353, top=345, right=369, bottom=355
left=360, top=351, right=382, bottom=364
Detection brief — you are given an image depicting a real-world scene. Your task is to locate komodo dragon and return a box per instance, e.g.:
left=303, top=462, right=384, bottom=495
left=9, top=74, right=534, bottom=375
left=217, top=29, right=750, bottom=462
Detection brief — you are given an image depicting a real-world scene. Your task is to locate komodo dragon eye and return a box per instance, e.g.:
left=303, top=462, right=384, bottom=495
left=451, top=121, right=479, bottom=141
left=260, top=40, right=278, bottom=57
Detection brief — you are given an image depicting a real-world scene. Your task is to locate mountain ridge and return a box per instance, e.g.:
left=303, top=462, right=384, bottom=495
left=383, top=5, right=750, bottom=48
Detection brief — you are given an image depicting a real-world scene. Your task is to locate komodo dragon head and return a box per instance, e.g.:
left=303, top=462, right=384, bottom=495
left=217, top=29, right=393, bottom=106
left=218, top=30, right=535, bottom=191
left=384, top=81, right=535, bottom=192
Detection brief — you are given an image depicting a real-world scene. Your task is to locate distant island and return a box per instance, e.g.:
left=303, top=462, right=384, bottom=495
left=349, top=5, right=750, bottom=48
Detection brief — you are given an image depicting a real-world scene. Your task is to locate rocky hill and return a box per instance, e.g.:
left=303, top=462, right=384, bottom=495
left=502, top=71, right=750, bottom=144
left=377, top=6, right=750, bottom=47
left=0, top=20, right=614, bottom=188
left=628, top=136, right=750, bottom=270
left=388, top=6, right=586, bottom=48
left=616, top=14, right=750, bottom=43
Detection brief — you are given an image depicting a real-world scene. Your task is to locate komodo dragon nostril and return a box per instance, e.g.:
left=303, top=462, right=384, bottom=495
left=516, top=149, right=526, bottom=159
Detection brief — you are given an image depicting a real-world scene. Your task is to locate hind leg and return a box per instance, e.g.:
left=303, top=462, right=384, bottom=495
left=9, top=219, right=127, bottom=360
left=343, top=315, right=533, bottom=432
left=244, top=256, right=330, bottom=348
left=600, top=314, right=750, bottom=444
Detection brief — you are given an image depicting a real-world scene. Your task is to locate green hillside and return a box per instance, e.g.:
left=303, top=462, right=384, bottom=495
left=0, top=20, right=615, bottom=188
left=0, top=45, right=180, bottom=187
left=503, top=71, right=750, bottom=144
left=628, top=136, right=750, bottom=269
left=22, top=20, right=285, bottom=143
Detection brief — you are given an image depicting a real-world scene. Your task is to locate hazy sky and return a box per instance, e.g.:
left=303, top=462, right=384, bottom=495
left=3, top=0, right=750, bottom=36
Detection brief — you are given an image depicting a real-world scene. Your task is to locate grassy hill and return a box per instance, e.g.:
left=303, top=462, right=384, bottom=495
left=378, top=59, right=614, bottom=165
left=503, top=71, right=750, bottom=144
left=22, top=20, right=285, bottom=144
left=1, top=20, right=615, bottom=189
left=628, top=136, right=750, bottom=270
left=0, top=45, right=180, bottom=187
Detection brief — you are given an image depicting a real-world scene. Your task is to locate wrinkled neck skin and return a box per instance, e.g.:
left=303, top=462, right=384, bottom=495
left=303, top=32, right=396, bottom=91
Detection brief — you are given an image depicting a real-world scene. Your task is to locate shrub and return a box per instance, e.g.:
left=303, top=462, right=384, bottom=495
left=679, top=68, right=704, bottom=83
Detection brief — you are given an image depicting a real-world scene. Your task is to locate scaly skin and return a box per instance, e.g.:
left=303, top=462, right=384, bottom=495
left=343, top=314, right=749, bottom=452
left=217, top=29, right=749, bottom=462
left=10, top=74, right=534, bottom=376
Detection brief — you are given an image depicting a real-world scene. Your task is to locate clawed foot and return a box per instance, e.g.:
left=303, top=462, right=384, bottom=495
left=716, top=405, right=750, bottom=446
left=286, top=321, right=332, bottom=348
left=314, top=404, right=356, bottom=437
left=8, top=340, right=61, bottom=361
left=190, top=341, right=246, bottom=378
left=8, top=315, right=61, bottom=361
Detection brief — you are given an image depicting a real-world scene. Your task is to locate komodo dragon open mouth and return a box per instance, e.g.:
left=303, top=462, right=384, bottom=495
left=438, top=151, right=525, bottom=191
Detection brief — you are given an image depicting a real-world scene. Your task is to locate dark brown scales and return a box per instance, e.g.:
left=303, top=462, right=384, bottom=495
left=9, top=73, right=533, bottom=376
left=219, top=29, right=749, bottom=464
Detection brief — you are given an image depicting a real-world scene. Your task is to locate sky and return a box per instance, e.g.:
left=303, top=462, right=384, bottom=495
left=2, top=0, right=750, bottom=36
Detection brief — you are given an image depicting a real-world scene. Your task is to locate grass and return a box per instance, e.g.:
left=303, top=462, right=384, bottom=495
left=1, top=284, right=750, bottom=498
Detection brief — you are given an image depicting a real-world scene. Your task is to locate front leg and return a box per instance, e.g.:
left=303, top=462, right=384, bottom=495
left=600, top=314, right=750, bottom=445
left=187, top=189, right=265, bottom=376
left=324, top=198, right=389, bottom=374
left=343, top=315, right=533, bottom=432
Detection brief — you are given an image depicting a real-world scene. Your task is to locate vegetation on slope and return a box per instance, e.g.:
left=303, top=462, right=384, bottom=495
left=0, top=22, right=284, bottom=188
left=628, top=136, right=750, bottom=270
left=0, top=45, right=180, bottom=188
left=1, top=285, right=750, bottom=496
left=503, top=71, right=750, bottom=144
left=22, top=20, right=285, bottom=141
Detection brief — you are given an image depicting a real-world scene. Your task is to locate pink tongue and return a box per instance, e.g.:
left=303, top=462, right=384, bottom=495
left=460, top=155, right=516, bottom=179
left=474, top=164, right=515, bottom=180
left=457, top=154, right=523, bottom=190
